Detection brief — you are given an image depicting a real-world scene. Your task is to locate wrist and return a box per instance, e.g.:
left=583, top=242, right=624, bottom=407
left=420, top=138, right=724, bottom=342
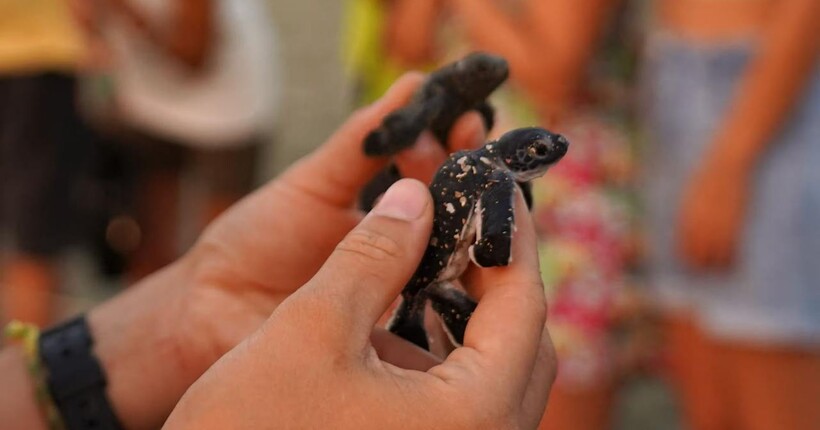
left=0, top=345, right=49, bottom=430
left=87, top=250, right=274, bottom=430
left=87, top=260, right=211, bottom=429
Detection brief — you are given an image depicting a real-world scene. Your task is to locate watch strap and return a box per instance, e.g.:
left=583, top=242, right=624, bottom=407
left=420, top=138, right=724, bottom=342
left=39, top=316, right=123, bottom=430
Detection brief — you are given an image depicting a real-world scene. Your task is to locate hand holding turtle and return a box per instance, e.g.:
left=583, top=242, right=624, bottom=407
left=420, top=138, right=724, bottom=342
left=165, top=179, right=556, bottom=430
left=80, top=73, right=488, bottom=429
left=174, top=71, right=487, bottom=365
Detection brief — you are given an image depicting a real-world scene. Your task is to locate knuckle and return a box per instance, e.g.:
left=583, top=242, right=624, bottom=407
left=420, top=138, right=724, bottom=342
left=444, top=378, right=519, bottom=429
left=480, top=396, right=518, bottom=428
left=436, top=380, right=521, bottom=430
left=335, top=228, right=404, bottom=264
left=462, top=399, right=518, bottom=430
left=502, top=280, right=548, bottom=321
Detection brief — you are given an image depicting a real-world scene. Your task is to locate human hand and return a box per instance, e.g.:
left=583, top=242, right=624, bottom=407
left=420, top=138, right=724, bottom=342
left=178, top=72, right=487, bottom=362
left=87, top=73, right=487, bottom=429
left=676, top=149, right=752, bottom=270
left=165, top=179, right=556, bottom=430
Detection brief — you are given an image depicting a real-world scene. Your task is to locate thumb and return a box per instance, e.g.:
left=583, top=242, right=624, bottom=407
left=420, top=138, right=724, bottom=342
left=287, top=179, right=433, bottom=351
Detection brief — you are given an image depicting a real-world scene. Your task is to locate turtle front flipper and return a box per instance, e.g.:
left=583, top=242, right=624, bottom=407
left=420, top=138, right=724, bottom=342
left=363, top=86, right=446, bottom=156
left=470, top=172, right=515, bottom=267
left=359, top=163, right=402, bottom=211
left=387, top=292, right=429, bottom=350
left=427, top=282, right=477, bottom=346
left=474, top=101, right=496, bottom=132
left=518, top=181, right=533, bottom=210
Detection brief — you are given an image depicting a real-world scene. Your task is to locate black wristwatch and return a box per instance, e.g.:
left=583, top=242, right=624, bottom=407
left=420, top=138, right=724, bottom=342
left=39, top=316, right=124, bottom=430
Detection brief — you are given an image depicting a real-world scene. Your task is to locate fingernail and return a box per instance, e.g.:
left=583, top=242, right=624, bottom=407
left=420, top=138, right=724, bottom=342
left=372, top=179, right=428, bottom=221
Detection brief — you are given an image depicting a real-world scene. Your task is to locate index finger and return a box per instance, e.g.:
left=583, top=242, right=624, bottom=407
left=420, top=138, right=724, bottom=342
left=393, top=111, right=487, bottom=184
left=446, top=190, right=547, bottom=396
left=280, top=72, right=425, bottom=207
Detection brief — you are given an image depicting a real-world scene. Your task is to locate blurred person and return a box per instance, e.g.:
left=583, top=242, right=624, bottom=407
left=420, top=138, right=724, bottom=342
left=0, top=0, right=92, bottom=325
left=2, top=73, right=556, bottom=430
left=345, top=1, right=642, bottom=428
left=454, top=1, right=820, bottom=429
left=447, top=0, right=619, bottom=127
left=343, top=0, right=442, bottom=104
left=82, top=0, right=279, bottom=281
left=641, top=1, right=820, bottom=429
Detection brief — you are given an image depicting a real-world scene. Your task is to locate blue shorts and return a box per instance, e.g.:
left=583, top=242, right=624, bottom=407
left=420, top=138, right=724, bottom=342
left=641, top=34, right=820, bottom=347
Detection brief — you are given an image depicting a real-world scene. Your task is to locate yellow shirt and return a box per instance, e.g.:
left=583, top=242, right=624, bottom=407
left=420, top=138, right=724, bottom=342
left=342, top=0, right=434, bottom=104
left=0, top=0, right=85, bottom=74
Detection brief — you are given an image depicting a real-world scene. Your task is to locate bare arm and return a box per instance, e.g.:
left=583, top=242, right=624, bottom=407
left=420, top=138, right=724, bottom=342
left=709, top=0, right=820, bottom=168
left=108, top=0, right=214, bottom=70
left=522, top=0, right=619, bottom=112
left=386, top=0, right=443, bottom=66
left=447, top=0, right=619, bottom=121
left=0, top=76, right=488, bottom=430
left=166, top=0, right=214, bottom=69
left=0, top=347, right=49, bottom=430
left=676, top=0, right=820, bottom=268
left=0, top=264, right=214, bottom=430
left=446, top=0, right=534, bottom=87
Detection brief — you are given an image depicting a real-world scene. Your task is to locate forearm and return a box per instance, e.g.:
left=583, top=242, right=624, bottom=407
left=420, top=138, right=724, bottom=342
left=448, top=0, right=533, bottom=83
left=449, top=0, right=618, bottom=119
left=0, top=258, right=260, bottom=430
left=386, top=0, right=442, bottom=66
left=523, top=0, right=619, bottom=102
left=711, top=0, right=819, bottom=168
left=105, top=0, right=214, bottom=70
left=67, top=0, right=100, bottom=36
left=166, top=0, right=214, bottom=69
left=87, top=260, right=218, bottom=429
left=0, top=286, right=192, bottom=430
left=106, top=0, right=155, bottom=39
left=0, top=346, right=48, bottom=430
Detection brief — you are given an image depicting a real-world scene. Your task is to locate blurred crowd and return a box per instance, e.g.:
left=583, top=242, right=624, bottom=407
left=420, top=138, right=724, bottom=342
left=1, top=0, right=818, bottom=429
left=1, top=0, right=279, bottom=321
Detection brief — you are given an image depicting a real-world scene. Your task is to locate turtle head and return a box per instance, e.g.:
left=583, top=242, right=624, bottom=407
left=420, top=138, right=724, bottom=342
left=451, top=52, right=509, bottom=100
left=490, top=127, right=569, bottom=181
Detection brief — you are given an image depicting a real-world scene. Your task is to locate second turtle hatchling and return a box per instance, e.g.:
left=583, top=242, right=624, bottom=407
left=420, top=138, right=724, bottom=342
left=359, top=52, right=510, bottom=211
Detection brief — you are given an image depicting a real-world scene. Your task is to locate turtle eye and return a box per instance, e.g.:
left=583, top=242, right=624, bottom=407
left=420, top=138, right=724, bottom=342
left=532, top=142, right=548, bottom=157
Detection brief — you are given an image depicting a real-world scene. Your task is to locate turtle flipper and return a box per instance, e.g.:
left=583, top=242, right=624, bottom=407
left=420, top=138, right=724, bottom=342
left=359, top=163, right=402, bottom=211
left=427, top=282, right=477, bottom=346
left=474, top=101, right=496, bottom=132
left=470, top=172, right=515, bottom=267
left=518, top=181, right=533, bottom=210
left=387, top=293, right=429, bottom=350
left=363, top=87, right=446, bottom=156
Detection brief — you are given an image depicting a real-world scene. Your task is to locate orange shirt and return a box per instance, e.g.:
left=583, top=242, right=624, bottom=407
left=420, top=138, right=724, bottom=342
left=0, top=0, right=85, bottom=74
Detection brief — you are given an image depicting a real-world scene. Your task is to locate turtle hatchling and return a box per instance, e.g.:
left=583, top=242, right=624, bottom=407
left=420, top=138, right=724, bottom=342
left=359, top=52, right=509, bottom=211
left=388, top=127, right=569, bottom=350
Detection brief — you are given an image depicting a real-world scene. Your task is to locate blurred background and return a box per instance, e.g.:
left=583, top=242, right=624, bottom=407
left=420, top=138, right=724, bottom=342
left=1, top=0, right=818, bottom=429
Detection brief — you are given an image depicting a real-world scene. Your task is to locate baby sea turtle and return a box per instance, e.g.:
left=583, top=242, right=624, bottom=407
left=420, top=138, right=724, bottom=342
left=388, top=127, right=569, bottom=350
left=359, top=52, right=510, bottom=211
